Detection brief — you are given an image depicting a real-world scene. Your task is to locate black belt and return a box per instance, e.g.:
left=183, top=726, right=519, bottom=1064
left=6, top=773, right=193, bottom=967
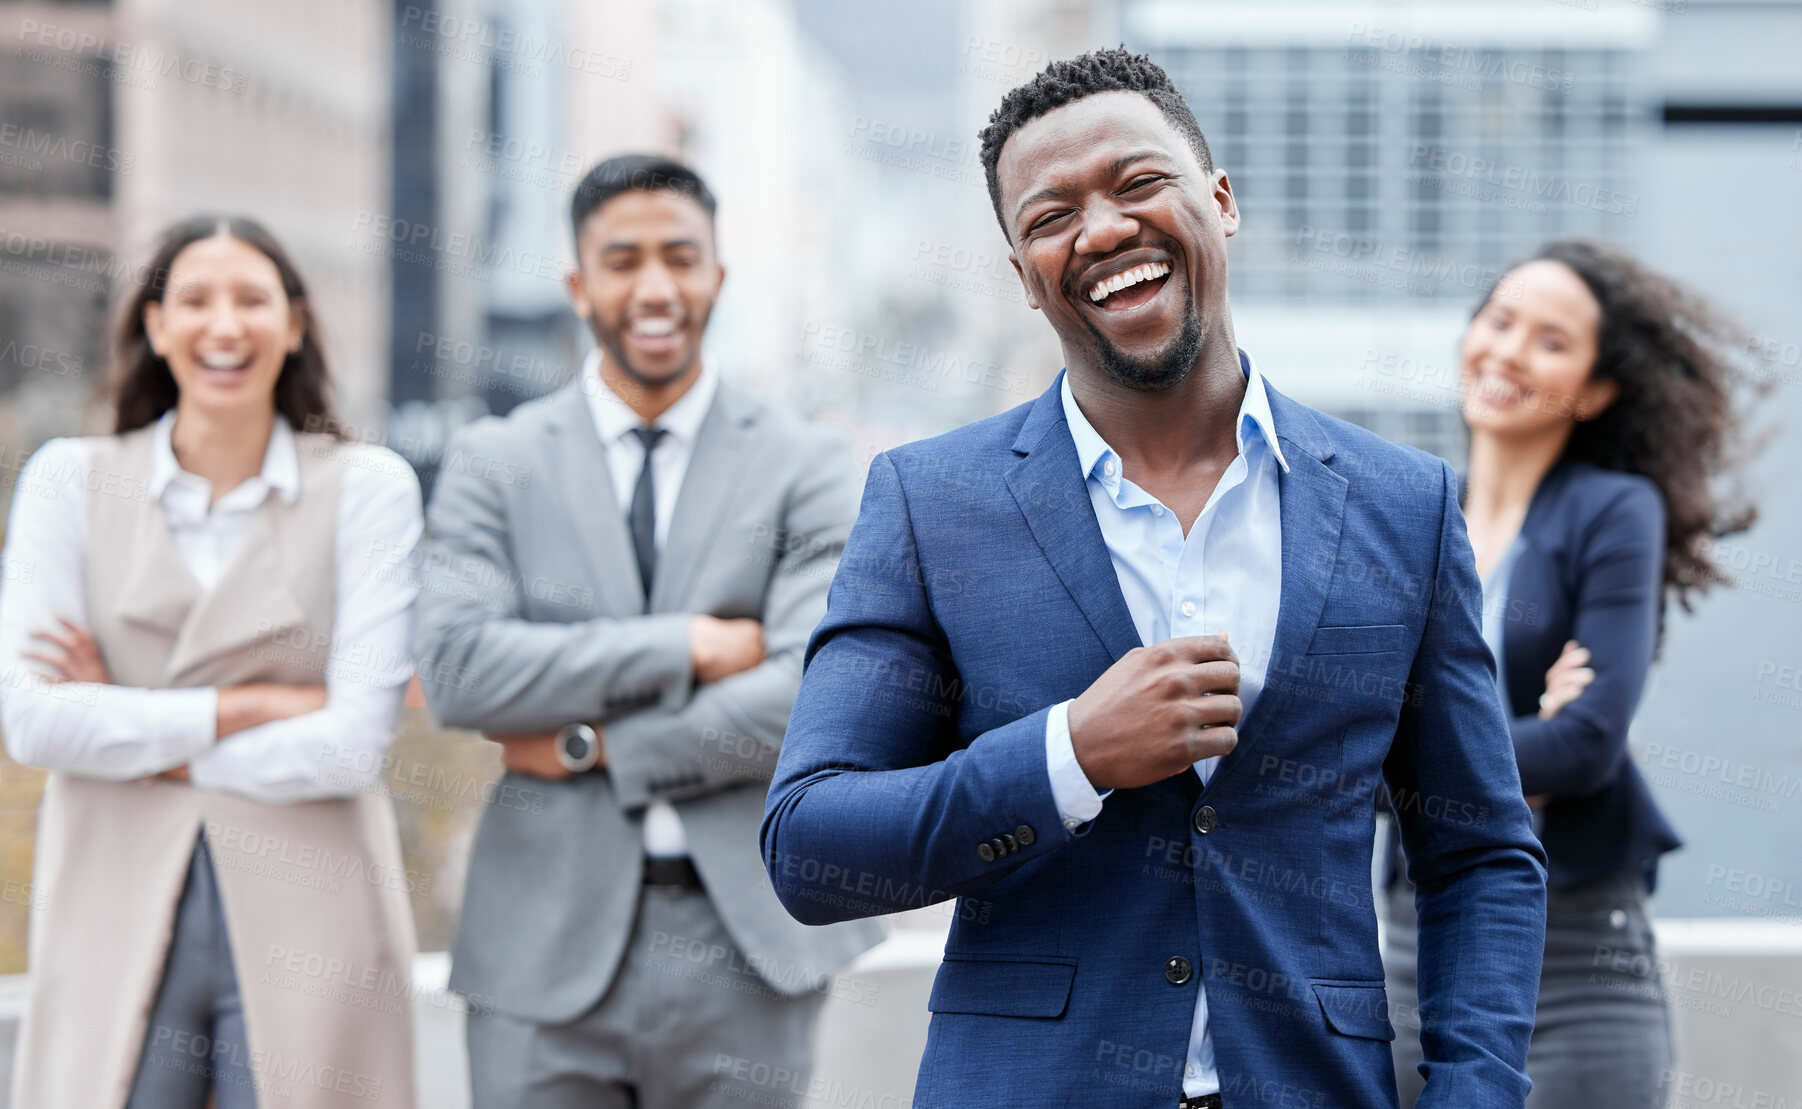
left=1180, top=1096, right=1222, bottom=1109
left=642, top=855, right=703, bottom=890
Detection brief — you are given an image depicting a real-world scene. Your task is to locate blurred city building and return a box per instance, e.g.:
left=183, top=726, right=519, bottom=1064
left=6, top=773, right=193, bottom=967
left=382, top=0, right=872, bottom=493
left=0, top=0, right=392, bottom=445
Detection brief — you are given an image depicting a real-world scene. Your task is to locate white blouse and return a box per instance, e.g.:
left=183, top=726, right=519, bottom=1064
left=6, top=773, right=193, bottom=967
left=0, top=412, right=423, bottom=803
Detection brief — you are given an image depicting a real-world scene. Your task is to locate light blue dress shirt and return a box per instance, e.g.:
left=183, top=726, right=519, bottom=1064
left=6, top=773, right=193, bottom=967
left=1043, top=348, right=1289, bottom=1099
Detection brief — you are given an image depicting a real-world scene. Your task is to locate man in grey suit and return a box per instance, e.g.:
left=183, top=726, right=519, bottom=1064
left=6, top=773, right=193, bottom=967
left=414, top=154, right=882, bottom=1108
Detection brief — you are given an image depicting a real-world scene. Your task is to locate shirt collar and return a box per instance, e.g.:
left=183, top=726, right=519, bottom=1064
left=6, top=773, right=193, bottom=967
left=582, top=348, right=719, bottom=448
left=1060, top=348, right=1290, bottom=486
left=149, top=409, right=300, bottom=506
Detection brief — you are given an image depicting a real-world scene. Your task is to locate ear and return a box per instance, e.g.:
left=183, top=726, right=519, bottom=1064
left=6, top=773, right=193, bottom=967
left=285, top=299, right=307, bottom=354
left=1008, top=252, right=1040, bottom=311
left=1575, top=376, right=1620, bottom=421
left=1213, top=169, right=1240, bottom=239
left=143, top=299, right=166, bottom=357
left=565, top=267, right=589, bottom=319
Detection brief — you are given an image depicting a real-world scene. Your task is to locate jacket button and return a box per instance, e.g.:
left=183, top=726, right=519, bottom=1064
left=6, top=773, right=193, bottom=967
left=1192, top=805, right=1218, bottom=835
left=1164, top=956, right=1193, bottom=985
left=1001, top=833, right=1019, bottom=854
left=1015, top=824, right=1035, bottom=847
left=989, top=837, right=1010, bottom=858
left=977, top=842, right=996, bottom=862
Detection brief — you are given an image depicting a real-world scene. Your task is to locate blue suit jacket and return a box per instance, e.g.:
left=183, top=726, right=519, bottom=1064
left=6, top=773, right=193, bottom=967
left=1499, top=461, right=1682, bottom=889
left=763, top=374, right=1548, bottom=1108
left=1383, top=460, right=1682, bottom=895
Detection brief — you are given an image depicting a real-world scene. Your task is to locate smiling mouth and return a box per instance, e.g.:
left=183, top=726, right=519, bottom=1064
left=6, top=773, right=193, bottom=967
left=198, top=351, right=254, bottom=373
left=1085, top=261, right=1172, bottom=312
left=1472, top=373, right=1526, bottom=406
left=622, top=315, right=686, bottom=360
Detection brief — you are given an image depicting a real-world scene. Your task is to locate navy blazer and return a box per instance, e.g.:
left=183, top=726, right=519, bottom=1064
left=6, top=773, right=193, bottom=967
left=764, top=373, right=1547, bottom=1108
left=1494, top=460, right=1683, bottom=891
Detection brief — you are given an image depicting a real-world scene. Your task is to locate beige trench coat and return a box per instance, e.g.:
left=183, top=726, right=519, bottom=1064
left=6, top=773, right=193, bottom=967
left=11, top=427, right=417, bottom=1108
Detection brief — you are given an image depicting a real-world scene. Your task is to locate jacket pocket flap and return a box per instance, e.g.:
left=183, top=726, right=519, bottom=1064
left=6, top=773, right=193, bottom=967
left=1312, top=982, right=1395, bottom=1041
left=1308, top=624, right=1406, bottom=655
left=929, top=957, right=1076, bottom=1018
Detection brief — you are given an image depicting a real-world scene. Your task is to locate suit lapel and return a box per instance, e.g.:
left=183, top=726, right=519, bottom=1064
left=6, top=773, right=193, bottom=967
left=651, top=386, right=752, bottom=613
left=1204, top=387, right=1347, bottom=793
left=545, top=384, right=648, bottom=617
left=1004, top=374, right=1142, bottom=663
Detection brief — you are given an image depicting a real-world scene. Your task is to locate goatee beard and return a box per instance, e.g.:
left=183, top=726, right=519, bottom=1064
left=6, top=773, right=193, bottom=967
left=1086, top=299, right=1204, bottom=392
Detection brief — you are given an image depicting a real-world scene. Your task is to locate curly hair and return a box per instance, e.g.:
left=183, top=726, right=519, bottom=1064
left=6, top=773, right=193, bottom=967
left=978, top=47, right=1212, bottom=241
left=1496, top=239, right=1766, bottom=613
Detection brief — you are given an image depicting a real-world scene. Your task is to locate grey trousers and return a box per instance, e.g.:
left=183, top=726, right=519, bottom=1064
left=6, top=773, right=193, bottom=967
left=1383, top=870, right=1674, bottom=1109
left=126, top=836, right=258, bottom=1109
left=467, top=883, right=826, bottom=1109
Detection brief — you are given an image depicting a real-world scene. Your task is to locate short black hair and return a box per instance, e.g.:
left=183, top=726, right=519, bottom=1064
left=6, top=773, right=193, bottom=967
left=978, top=47, right=1213, bottom=241
left=569, top=153, right=717, bottom=253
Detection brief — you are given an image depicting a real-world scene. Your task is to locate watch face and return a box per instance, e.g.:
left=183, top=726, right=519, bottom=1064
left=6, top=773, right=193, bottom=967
left=562, top=730, right=588, bottom=761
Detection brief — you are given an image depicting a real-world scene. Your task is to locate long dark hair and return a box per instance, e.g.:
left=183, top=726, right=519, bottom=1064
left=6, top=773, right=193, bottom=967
left=1485, top=238, right=1765, bottom=613
left=112, top=215, right=335, bottom=434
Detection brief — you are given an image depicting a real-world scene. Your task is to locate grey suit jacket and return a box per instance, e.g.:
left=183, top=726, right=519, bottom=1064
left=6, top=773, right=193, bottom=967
left=414, top=377, right=883, bottom=1023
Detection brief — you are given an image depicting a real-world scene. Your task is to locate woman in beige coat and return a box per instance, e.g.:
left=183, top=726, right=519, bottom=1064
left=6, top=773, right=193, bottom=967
left=1, top=216, right=422, bottom=1108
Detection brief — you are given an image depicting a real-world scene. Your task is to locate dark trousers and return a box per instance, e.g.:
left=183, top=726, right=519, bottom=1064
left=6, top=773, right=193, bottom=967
left=126, top=836, right=258, bottom=1109
left=1383, top=870, right=1674, bottom=1109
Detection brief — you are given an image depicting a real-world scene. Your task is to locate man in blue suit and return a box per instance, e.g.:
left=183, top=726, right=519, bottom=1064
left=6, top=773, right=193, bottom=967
left=762, top=48, right=1547, bottom=1108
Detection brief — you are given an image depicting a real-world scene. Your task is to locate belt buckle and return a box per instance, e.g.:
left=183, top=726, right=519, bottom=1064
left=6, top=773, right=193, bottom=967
left=1179, top=1096, right=1222, bottom=1109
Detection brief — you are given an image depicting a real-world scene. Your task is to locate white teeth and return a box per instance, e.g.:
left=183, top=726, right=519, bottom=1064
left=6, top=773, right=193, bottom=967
left=1088, top=261, right=1171, bottom=303
left=201, top=352, right=248, bottom=370
left=631, top=317, right=677, bottom=337
left=1476, top=375, right=1520, bottom=403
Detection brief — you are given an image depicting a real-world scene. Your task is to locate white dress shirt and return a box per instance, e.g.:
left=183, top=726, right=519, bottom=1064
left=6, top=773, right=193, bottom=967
left=1043, top=349, right=1288, bottom=1099
left=581, top=350, right=719, bottom=857
left=0, top=412, right=423, bottom=802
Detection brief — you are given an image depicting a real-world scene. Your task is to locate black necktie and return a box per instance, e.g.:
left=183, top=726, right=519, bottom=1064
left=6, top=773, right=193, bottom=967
left=628, top=427, right=668, bottom=608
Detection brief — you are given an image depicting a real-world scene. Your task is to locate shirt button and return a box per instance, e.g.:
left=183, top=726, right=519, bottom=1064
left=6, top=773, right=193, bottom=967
left=1151, top=504, right=1165, bottom=517
left=1186, top=1064, right=1198, bottom=1079
left=1103, top=460, right=1116, bottom=477
left=1180, top=600, right=1198, bottom=618
left=1609, top=909, right=1627, bottom=929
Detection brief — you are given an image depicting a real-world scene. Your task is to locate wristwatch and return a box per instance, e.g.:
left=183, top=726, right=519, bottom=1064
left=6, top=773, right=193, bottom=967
left=554, top=722, right=601, bottom=773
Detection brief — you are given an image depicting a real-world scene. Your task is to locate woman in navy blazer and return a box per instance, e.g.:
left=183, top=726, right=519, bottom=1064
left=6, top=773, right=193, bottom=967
left=1384, top=239, right=1760, bottom=1109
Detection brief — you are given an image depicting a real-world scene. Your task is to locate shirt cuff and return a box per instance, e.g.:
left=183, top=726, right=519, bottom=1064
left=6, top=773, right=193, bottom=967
left=1045, top=699, right=1107, bottom=831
